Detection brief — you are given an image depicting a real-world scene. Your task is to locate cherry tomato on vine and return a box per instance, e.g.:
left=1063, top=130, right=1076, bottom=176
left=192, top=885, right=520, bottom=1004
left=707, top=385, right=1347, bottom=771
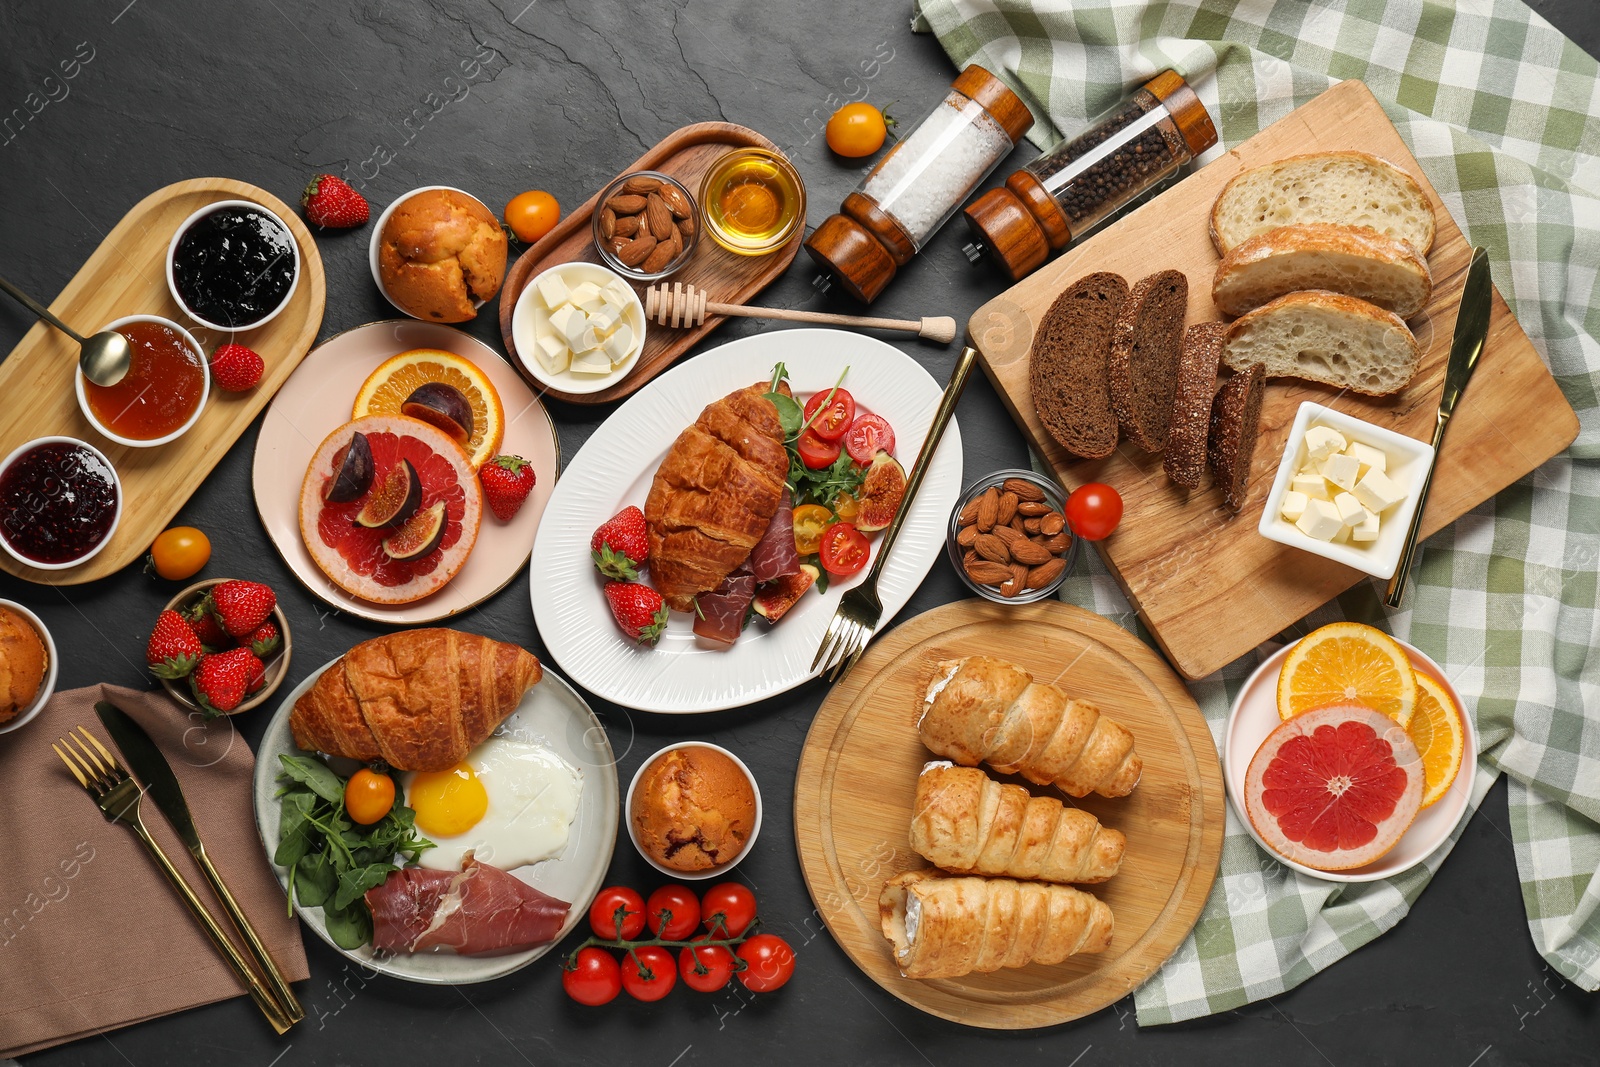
left=844, top=414, right=895, bottom=464
left=147, top=526, right=211, bottom=580
left=802, top=387, right=856, bottom=442
left=588, top=886, right=646, bottom=940
left=562, top=947, right=622, bottom=1005
left=504, top=190, right=560, bottom=243
left=819, top=522, right=870, bottom=577
left=700, top=882, right=758, bottom=937
left=797, top=429, right=842, bottom=470
left=678, top=937, right=737, bottom=993
left=343, top=768, right=395, bottom=825
left=621, top=945, right=677, bottom=1001
left=736, top=933, right=796, bottom=992
left=825, top=102, right=888, bottom=158
left=1065, top=482, right=1123, bottom=541
left=646, top=884, right=701, bottom=940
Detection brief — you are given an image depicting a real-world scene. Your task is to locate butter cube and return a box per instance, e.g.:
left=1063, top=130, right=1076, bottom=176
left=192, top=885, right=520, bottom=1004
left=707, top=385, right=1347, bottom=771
left=1322, top=451, right=1361, bottom=491
left=602, top=322, right=635, bottom=364
left=588, top=301, right=623, bottom=333
left=1304, top=425, right=1346, bottom=462
left=605, top=280, right=634, bottom=305
left=548, top=302, right=582, bottom=339
left=1291, top=472, right=1331, bottom=500
left=1351, top=508, right=1381, bottom=542
left=1352, top=469, right=1406, bottom=513
left=535, top=330, right=569, bottom=374
left=556, top=307, right=592, bottom=352
left=569, top=282, right=605, bottom=313
left=1280, top=490, right=1309, bottom=522
left=1333, top=491, right=1366, bottom=527
left=576, top=325, right=607, bottom=352
left=1295, top=498, right=1343, bottom=541
left=535, top=272, right=570, bottom=308
left=569, top=348, right=615, bottom=376
left=1331, top=524, right=1352, bottom=544
left=1346, top=440, right=1387, bottom=475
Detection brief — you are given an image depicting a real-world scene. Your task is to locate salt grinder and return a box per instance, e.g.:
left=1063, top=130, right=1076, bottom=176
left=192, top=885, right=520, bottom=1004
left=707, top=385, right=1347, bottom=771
left=963, top=71, right=1217, bottom=282
left=805, top=65, right=1033, bottom=303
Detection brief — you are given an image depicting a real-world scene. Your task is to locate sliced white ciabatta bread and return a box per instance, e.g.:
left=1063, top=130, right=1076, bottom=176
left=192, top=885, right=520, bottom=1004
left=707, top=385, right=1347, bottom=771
left=1210, top=152, right=1435, bottom=257
left=1212, top=223, right=1433, bottom=318
left=1221, top=290, right=1421, bottom=397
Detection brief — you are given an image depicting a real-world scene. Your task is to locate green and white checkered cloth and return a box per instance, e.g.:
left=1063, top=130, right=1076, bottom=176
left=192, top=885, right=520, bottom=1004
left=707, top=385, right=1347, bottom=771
left=913, top=0, right=1600, bottom=1025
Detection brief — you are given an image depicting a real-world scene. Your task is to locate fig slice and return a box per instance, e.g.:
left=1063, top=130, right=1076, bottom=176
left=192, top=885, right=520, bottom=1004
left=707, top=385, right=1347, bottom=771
left=854, top=451, right=906, bottom=533
left=354, top=459, right=421, bottom=529
left=401, top=383, right=474, bottom=444
left=381, top=501, right=447, bottom=560
left=322, top=432, right=374, bottom=503
left=753, top=564, right=818, bottom=623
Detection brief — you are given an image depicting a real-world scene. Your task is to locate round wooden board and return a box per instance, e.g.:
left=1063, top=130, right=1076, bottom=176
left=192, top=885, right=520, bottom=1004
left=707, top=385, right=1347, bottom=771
left=793, top=599, right=1224, bottom=1029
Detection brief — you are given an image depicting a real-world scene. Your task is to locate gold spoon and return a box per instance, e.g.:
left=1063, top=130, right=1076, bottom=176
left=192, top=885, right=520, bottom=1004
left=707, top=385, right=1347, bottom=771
left=0, top=273, right=132, bottom=386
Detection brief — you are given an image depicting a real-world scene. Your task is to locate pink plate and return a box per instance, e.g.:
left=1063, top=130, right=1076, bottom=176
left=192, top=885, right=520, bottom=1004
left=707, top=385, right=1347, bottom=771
left=252, top=320, right=558, bottom=624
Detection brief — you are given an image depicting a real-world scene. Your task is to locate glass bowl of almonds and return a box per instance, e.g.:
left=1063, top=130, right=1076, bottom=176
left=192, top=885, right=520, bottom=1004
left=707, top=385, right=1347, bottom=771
left=947, top=469, right=1078, bottom=604
left=592, top=170, right=699, bottom=281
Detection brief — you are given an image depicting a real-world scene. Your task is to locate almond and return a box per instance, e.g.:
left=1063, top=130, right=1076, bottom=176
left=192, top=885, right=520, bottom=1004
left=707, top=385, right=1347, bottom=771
left=958, top=497, right=982, bottom=525
left=964, top=559, right=1012, bottom=584
left=999, top=576, right=1023, bottom=598
left=1010, top=514, right=1027, bottom=534
left=616, top=232, right=657, bottom=268
left=976, top=487, right=999, bottom=532
left=973, top=533, right=1010, bottom=565
left=1042, top=532, right=1071, bottom=554
left=996, top=491, right=1019, bottom=525
left=599, top=208, right=616, bottom=241
left=1040, top=512, right=1066, bottom=536
left=1023, top=517, right=1042, bottom=535
left=647, top=193, right=675, bottom=241
left=1017, top=500, right=1051, bottom=517
left=615, top=214, right=641, bottom=237
left=622, top=176, right=662, bottom=195
left=607, top=194, right=648, bottom=215
left=677, top=215, right=696, bottom=238
left=608, top=235, right=629, bottom=254
left=1026, top=558, right=1066, bottom=588
left=1010, top=539, right=1052, bottom=566
left=956, top=526, right=978, bottom=547
left=963, top=548, right=978, bottom=568
left=641, top=239, right=676, bottom=274
left=659, top=184, right=692, bottom=218
left=992, top=525, right=1023, bottom=547
left=1003, top=478, right=1045, bottom=502
left=1010, top=562, right=1029, bottom=589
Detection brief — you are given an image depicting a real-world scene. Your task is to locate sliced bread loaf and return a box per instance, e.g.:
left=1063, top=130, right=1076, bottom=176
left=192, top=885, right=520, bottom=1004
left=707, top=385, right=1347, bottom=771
left=1206, top=363, right=1266, bottom=514
left=1108, top=270, right=1189, bottom=453
left=1164, top=321, right=1225, bottom=489
left=1210, top=151, right=1435, bottom=257
left=1212, top=222, right=1433, bottom=318
left=1029, top=272, right=1129, bottom=459
left=1222, top=290, right=1421, bottom=397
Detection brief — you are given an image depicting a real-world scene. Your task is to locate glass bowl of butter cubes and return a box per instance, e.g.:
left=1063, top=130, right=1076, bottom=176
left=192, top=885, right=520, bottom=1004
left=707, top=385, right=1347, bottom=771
left=510, top=262, right=647, bottom=394
left=1257, top=402, right=1435, bottom=580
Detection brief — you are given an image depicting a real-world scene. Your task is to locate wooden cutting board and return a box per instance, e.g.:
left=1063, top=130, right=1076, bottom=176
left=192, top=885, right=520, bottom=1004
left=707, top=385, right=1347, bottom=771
left=968, top=80, right=1579, bottom=679
left=794, top=599, right=1223, bottom=1028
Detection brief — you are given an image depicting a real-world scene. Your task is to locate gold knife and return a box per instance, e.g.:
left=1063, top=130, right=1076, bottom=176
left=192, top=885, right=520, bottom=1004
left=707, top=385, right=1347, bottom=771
left=1384, top=246, right=1493, bottom=608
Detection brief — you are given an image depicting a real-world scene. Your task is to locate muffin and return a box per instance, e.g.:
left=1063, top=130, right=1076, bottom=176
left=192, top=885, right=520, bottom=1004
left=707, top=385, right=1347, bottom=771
left=378, top=189, right=507, bottom=323
left=0, top=606, right=47, bottom=723
left=632, top=746, right=757, bottom=872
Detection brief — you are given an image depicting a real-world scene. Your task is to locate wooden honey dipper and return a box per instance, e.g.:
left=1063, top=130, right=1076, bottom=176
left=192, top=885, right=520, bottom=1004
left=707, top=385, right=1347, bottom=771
left=644, top=283, right=958, bottom=344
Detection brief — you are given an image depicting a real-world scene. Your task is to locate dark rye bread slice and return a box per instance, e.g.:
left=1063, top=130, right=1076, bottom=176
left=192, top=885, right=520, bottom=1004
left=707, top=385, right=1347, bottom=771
left=1164, top=321, right=1226, bottom=489
left=1206, top=362, right=1266, bottom=513
left=1108, top=270, right=1189, bottom=452
left=1028, top=272, right=1129, bottom=460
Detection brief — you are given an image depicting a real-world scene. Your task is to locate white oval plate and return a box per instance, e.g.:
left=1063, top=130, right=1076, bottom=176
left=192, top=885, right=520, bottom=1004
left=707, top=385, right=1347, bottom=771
left=252, top=656, right=618, bottom=984
left=529, top=327, right=963, bottom=714
left=1223, top=637, right=1478, bottom=883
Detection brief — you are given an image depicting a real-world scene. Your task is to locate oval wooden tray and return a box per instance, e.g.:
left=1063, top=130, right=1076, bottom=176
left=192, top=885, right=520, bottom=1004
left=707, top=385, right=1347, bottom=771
left=498, top=122, right=802, bottom=405
left=0, top=177, right=326, bottom=586
left=794, top=599, right=1224, bottom=1029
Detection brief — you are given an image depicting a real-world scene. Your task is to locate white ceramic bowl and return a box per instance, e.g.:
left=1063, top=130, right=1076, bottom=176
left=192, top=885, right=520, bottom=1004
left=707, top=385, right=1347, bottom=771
left=75, top=315, right=210, bottom=448
left=625, top=741, right=763, bottom=880
left=166, top=198, right=301, bottom=333
left=368, top=185, right=496, bottom=319
left=0, top=436, right=122, bottom=571
left=1257, top=401, right=1436, bottom=580
left=510, top=261, right=646, bottom=395
left=0, top=599, right=57, bottom=735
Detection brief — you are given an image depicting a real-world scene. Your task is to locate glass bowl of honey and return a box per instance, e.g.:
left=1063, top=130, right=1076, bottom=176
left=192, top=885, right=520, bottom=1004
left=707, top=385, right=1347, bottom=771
left=75, top=315, right=210, bottom=448
left=698, top=147, right=805, bottom=256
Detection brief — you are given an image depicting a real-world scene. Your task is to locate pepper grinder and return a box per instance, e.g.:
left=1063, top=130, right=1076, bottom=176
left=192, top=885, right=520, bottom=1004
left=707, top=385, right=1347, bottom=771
left=962, top=71, right=1217, bottom=282
left=805, top=65, right=1033, bottom=303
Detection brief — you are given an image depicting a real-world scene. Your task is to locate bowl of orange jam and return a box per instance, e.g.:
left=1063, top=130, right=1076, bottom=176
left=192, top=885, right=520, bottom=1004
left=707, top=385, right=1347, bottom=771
left=75, top=315, right=210, bottom=448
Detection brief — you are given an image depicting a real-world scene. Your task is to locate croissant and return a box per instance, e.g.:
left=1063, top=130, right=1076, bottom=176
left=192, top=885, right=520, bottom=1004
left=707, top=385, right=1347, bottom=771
left=879, top=869, right=1113, bottom=980
left=919, top=656, right=1141, bottom=798
left=910, top=763, right=1124, bottom=883
left=290, top=628, right=541, bottom=772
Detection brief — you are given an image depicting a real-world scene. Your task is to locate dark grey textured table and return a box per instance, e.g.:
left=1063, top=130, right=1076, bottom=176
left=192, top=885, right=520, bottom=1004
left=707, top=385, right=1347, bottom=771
left=2, top=2, right=1593, bottom=1064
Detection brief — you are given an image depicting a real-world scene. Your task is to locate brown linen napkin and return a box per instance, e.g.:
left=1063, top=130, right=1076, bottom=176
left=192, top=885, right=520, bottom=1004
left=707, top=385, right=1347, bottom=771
left=0, top=684, right=307, bottom=1057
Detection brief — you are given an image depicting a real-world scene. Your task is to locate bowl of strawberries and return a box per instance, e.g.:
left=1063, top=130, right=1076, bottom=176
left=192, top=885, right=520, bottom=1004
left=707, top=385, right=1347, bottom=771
left=146, top=578, right=292, bottom=716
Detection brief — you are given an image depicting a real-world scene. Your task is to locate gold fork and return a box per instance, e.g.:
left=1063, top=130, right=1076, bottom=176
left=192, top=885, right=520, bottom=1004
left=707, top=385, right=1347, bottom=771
left=54, top=727, right=294, bottom=1035
left=811, top=345, right=978, bottom=682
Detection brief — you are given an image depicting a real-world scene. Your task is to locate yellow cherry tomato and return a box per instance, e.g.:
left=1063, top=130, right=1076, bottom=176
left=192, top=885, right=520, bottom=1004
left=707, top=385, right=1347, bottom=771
left=344, top=768, right=396, bottom=825
left=833, top=492, right=861, bottom=523
left=505, top=190, right=560, bottom=243
left=792, top=504, right=834, bottom=556
left=148, top=526, right=211, bottom=580
left=825, top=103, right=888, bottom=158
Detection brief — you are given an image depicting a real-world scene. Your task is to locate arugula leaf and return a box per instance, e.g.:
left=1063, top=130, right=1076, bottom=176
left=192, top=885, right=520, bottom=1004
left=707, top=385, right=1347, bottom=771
left=323, top=901, right=373, bottom=950
left=764, top=391, right=805, bottom=438
left=277, top=754, right=346, bottom=804
left=294, top=851, right=335, bottom=908
left=334, top=863, right=395, bottom=909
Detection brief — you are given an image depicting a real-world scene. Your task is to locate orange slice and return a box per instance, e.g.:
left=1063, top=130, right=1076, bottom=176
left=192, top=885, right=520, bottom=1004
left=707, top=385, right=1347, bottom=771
left=1277, top=621, right=1417, bottom=727
left=1406, top=673, right=1465, bottom=807
left=353, top=349, right=504, bottom=469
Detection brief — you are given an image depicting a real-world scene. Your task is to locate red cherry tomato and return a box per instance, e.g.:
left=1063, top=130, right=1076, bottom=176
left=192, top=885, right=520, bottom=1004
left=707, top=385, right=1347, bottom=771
left=1065, top=482, right=1123, bottom=541
left=699, top=882, right=758, bottom=937
left=736, top=933, right=796, bottom=992
left=819, top=522, right=870, bottom=577
left=678, top=937, right=737, bottom=993
left=797, top=429, right=842, bottom=470
left=621, top=945, right=677, bottom=1001
left=844, top=414, right=895, bottom=464
left=646, top=884, right=701, bottom=940
left=562, top=947, right=622, bottom=1005
left=588, top=886, right=646, bottom=940
left=802, top=387, right=856, bottom=442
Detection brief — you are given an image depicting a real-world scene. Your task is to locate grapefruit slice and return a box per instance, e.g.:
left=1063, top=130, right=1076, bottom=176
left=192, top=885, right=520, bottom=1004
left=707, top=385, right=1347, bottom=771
left=352, top=349, right=504, bottom=469
left=299, top=415, right=482, bottom=604
left=1244, top=703, right=1423, bottom=871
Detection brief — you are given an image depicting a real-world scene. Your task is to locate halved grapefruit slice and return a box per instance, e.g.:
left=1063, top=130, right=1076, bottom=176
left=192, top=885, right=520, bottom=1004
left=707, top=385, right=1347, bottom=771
left=1244, top=703, right=1423, bottom=872
left=299, top=415, right=482, bottom=604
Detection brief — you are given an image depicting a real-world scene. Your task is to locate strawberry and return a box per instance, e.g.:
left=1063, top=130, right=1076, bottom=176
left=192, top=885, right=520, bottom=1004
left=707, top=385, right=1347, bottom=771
left=602, top=580, right=668, bottom=646
left=590, top=505, right=648, bottom=580
left=184, top=601, right=232, bottom=651
left=245, top=654, right=267, bottom=693
left=206, top=579, right=277, bottom=638
left=190, top=647, right=261, bottom=715
left=247, top=620, right=280, bottom=657
left=480, top=454, right=536, bottom=522
left=209, top=343, right=263, bottom=392
left=146, top=610, right=202, bottom=679
left=301, top=173, right=369, bottom=228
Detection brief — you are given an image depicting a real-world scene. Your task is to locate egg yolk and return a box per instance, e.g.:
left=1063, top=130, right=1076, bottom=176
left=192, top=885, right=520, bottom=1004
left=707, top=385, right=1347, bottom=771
left=408, top=762, right=488, bottom=837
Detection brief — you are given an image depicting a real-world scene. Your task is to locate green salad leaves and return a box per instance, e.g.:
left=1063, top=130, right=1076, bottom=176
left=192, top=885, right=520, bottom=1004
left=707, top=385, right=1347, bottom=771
left=764, top=362, right=866, bottom=510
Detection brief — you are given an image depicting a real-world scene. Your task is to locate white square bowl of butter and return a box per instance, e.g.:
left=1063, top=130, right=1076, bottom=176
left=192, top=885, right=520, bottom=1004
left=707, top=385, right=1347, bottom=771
left=1258, top=401, right=1435, bottom=580
left=511, top=262, right=647, bottom=394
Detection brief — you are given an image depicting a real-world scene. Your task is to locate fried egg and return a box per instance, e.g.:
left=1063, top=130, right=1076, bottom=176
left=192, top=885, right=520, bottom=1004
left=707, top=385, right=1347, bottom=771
left=402, top=736, right=582, bottom=872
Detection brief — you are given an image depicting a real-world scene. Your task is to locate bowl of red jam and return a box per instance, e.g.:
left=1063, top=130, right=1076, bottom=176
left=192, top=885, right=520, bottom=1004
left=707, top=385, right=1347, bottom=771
left=75, top=315, right=209, bottom=448
left=0, top=437, right=122, bottom=570
left=166, top=199, right=300, bottom=332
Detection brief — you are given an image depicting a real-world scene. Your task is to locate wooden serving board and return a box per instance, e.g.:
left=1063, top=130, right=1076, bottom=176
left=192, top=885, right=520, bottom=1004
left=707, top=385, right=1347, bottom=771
left=794, top=599, right=1224, bottom=1029
left=0, top=177, right=326, bottom=586
left=499, top=122, right=802, bottom=405
left=968, top=80, right=1579, bottom=680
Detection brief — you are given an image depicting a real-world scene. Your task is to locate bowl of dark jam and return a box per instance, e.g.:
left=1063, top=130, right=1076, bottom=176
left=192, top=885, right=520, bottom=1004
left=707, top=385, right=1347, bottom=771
left=166, top=199, right=300, bottom=332
left=0, top=437, right=122, bottom=571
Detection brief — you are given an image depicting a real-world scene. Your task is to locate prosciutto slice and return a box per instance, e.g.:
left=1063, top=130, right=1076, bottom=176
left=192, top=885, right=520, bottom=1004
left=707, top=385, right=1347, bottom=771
left=365, top=856, right=569, bottom=957
left=692, top=563, right=756, bottom=644
left=748, top=490, right=800, bottom=584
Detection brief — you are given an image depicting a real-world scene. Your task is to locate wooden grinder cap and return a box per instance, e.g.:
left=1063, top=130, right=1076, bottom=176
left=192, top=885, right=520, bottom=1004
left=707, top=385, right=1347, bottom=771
left=1144, top=70, right=1217, bottom=157
left=951, top=65, right=1034, bottom=144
